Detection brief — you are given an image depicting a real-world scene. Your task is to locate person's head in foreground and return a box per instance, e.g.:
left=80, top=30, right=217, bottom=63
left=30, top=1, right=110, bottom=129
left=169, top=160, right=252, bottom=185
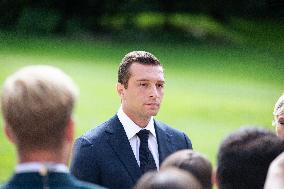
left=133, top=167, right=202, bottom=189
left=273, top=94, right=284, bottom=138
left=1, top=65, right=79, bottom=164
left=264, top=151, right=284, bottom=189
left=216, top=127, right=284, bottom=189
left=1, top=65, right=106, bottom=189
left=161, top=149, right=212, bottom=189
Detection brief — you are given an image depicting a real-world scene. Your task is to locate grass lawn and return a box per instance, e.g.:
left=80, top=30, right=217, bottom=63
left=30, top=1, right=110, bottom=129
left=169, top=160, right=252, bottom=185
left=0, top=18, right=283, bottom=183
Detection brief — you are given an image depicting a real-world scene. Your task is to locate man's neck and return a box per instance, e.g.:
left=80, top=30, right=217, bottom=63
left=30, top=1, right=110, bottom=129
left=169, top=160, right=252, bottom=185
left=132, top=118, right=151, bottom=128
left=18, top=150, right=66, bottom=165
left=122, top=110, right=151, bottom=128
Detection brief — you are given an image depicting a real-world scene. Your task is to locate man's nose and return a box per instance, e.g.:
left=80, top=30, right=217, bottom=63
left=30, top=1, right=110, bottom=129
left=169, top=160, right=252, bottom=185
left=149, top=85, right=158, bottom=98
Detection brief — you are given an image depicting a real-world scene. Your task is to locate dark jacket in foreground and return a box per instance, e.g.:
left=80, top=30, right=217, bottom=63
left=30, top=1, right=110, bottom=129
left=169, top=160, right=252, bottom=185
left=1, top=172, right=105, bottom=189
left=70, top=115, right=192, bottom=189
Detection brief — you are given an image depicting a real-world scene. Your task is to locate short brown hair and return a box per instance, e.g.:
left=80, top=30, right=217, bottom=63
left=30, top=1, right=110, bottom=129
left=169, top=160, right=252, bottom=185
left=134, top=168, right=202, bottom=189
left=217, top=127, right=284, bottom=189
left=1, top=65, right=79, bottom=152
left=161, top=150, right=213, bottom=189
left=118, top=51, right=161, bottom=88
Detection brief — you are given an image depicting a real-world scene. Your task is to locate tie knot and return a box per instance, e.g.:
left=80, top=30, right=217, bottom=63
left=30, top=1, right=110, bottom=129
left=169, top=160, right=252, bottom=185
left=137, top=129, right=150, bottom=141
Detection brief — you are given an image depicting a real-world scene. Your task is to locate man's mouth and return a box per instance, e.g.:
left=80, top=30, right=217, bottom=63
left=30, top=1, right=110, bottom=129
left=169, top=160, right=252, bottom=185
left=145, top=103, right=160, bottom=107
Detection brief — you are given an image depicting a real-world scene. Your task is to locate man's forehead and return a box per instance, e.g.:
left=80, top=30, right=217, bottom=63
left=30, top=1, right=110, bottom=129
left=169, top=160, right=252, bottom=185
left=127, top=63, right=164, bottom=82
left=129, top=63, right=163, bottom=73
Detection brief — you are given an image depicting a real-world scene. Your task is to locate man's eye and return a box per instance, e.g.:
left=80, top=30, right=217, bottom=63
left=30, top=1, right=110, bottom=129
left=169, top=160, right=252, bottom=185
left=139, top=83, right=147, bottom=87
left=277, top=119, right=284, bottom=125
left=157, top=84, right=164, bottom=88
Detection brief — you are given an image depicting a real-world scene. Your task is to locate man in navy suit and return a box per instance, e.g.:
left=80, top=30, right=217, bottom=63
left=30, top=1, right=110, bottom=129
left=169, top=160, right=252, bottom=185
left=70, top=51, right=192, bottom=189
left=0, top=65, right=104, bottom=189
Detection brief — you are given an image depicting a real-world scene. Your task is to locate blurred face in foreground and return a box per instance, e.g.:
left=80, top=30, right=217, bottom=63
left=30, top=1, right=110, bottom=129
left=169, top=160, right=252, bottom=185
left=117, top=63, right=165, bottom=126
left=275, top=113, right=284, bottom=138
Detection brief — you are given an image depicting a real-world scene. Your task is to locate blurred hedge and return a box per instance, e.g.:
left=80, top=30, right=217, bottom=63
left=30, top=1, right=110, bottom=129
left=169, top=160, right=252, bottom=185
left=0, top=0, right=283, bottom=35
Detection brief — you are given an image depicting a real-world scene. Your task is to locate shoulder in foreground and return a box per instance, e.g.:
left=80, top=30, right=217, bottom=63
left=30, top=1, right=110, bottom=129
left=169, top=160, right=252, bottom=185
left=0, top=177, right=106, bottom=189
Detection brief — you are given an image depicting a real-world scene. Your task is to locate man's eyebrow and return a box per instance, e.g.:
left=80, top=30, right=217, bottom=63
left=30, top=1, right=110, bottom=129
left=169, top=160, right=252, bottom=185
left=136, top=79, right=149, bottom=82
left=158, top=80, right=165, bottom=83
left=136, top=79, right=165, bottom=83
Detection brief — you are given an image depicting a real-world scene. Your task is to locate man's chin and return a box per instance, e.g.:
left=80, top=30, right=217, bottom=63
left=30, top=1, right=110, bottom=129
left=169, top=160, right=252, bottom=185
left=147, top=110, right=159, bottom=117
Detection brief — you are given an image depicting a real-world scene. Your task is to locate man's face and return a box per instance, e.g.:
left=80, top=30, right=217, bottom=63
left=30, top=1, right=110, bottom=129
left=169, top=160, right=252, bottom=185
left=275, top=113, right=284, bottom=138
left=118, top=63, right=165, bottom=120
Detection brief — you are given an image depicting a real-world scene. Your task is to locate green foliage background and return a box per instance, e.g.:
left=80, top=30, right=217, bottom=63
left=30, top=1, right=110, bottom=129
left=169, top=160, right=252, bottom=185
left=0, top=18, right=283, bottom=183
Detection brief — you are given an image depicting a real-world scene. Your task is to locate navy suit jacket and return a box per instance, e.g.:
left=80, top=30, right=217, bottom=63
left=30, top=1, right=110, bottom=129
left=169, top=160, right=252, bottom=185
left=70, top=115, right=192, bottom=189
left=1, top=172, right=105, bottom=189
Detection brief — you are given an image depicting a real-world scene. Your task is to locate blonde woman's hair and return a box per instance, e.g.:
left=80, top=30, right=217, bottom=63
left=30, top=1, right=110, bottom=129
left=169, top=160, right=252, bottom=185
left=273, top=94, right=284, bottom=116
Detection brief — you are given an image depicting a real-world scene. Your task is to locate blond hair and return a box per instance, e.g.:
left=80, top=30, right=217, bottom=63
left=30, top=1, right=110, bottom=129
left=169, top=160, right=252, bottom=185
left=1, top=65, right=79, bottom=151
left=273, top=94, right=284, bottom=116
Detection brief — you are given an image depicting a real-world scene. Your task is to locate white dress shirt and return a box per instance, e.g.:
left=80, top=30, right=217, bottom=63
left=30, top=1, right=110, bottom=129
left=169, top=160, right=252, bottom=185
left=117, top=106, right=159, bottom=170
left=15, top=162, right=68, bottom=174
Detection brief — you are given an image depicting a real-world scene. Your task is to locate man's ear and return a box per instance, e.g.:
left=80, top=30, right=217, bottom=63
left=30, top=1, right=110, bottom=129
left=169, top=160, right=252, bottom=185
left=116, top=83, right=125, bottom=97
left=65, top=117, right=74, bottom=143
left=4, top=124, right=16, bottom=144
left=212, top=167, right=219, bottom=188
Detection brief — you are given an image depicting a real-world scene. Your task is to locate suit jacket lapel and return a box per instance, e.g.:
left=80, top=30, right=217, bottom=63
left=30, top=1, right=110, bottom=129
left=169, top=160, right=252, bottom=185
left=106, top=115, right=142, bottom=183
left=154, top=120, right=173, bottom=165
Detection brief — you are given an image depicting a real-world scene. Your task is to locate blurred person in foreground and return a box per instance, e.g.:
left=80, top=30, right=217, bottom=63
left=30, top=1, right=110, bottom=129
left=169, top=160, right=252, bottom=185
left=70, top=51, right=192, bottom=189
left=0, top=65, right=104, bottom=189
left=264, top=151, right=284, bottom=189
left=215, top=127, right=284, bottom=189
left=161, top=149, right=212, bottom=189
left=133, top=167, right=202, bottom=189
left=273, top=93, right=284, bottom=138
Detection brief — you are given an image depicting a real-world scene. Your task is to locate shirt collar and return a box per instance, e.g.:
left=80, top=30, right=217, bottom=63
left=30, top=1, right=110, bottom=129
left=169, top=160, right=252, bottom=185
left=15, top=162, right=68, bottom=174
left=117, top=106, right=156, bottom=140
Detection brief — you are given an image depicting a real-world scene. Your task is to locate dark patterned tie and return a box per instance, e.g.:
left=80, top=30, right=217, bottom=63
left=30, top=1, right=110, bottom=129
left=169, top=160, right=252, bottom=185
left=137, top=129, right=157, bottom=174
